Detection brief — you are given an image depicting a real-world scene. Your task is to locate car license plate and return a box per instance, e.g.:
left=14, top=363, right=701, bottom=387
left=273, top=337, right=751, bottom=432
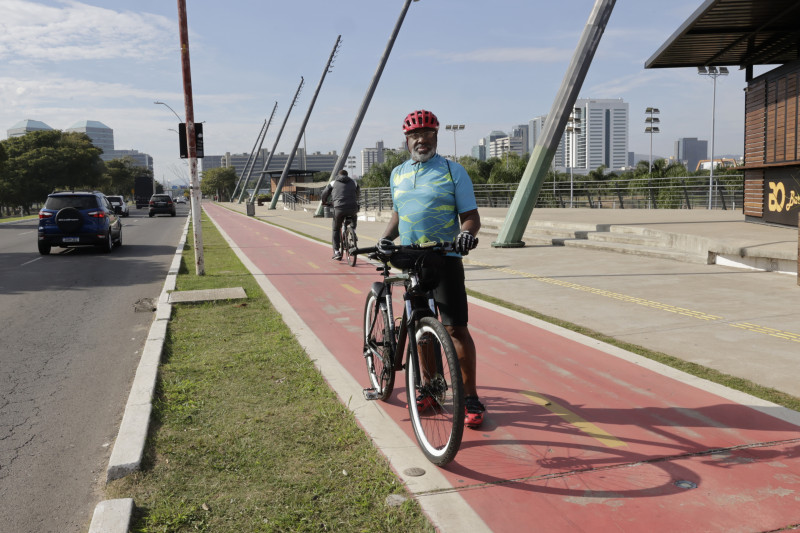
left=157, top=202, right=165, bottom=206
left=63, top=237, right=79, bottom=243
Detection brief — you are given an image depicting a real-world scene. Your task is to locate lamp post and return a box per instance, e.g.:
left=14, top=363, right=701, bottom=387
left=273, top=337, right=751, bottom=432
left=697, top=66, right=728, bottom=209
left=645, top=107, right=660, bottom=208
left=445, top=124, right=465, bottom=160
left=565, top=110, right=581, bottom=208
left=154, top=100, right=183, bottom=122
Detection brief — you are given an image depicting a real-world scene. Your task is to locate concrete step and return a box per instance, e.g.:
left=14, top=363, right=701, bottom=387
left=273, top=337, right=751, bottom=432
left=585, top=231, right=666, bottom=247
left=478, top=226, right=561, bottom=246
left=561, top=239, right=710, bottom=264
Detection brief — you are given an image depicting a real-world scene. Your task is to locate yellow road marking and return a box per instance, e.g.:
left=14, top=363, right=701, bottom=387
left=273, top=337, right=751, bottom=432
left=522, top=390, right=627, bottom=448
left=730, top=322, right=800, bottom=342
left=342, top=284, right=361, bottom=294
left=466, top=259, right=800, bottom=343
left=308, top=262, right=320, bottom=270
left=286, top=250, right=295, bottom=255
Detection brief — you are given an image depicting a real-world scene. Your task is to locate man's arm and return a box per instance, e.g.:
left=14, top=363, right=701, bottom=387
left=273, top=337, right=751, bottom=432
left=320, top=184, right=331, bottom=204
left=459, top=208, right=481, bottom=237
left=381, top=210, right=400, bottom=241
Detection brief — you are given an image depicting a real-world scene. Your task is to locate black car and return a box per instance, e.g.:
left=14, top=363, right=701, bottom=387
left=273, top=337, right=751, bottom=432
left=148, top=194, right=176, bottom=217
left=38, top=191, right=123, bottom=254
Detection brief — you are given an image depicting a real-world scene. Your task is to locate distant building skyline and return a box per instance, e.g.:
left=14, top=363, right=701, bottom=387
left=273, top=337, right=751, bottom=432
left=201, top=148, right=339, bottom=181
left=5, top=118, right=153, bottom=172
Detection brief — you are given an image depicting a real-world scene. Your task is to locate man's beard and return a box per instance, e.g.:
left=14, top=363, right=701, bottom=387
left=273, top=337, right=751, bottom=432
left=411, top=146, right=435, bottom=163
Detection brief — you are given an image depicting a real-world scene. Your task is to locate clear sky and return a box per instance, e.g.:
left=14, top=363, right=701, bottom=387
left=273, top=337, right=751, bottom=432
left=1, top=0, right=766, bottom=185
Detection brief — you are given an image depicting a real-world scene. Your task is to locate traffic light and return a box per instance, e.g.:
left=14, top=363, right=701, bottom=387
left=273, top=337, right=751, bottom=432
left=178, top=122, right=204, bottom=159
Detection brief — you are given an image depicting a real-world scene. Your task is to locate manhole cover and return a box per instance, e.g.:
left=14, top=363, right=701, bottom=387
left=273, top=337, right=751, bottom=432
left=674, top=480, right=698, bottom=490
left=403, top=467, right=426, bottom=477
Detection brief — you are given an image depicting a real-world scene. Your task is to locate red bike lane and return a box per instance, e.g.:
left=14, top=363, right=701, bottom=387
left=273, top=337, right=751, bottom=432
left=205, top=204, right=800, bottom=532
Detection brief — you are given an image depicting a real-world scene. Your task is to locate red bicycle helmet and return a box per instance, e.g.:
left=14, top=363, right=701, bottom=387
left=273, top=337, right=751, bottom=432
left=402, top=109, right=439, bottom=133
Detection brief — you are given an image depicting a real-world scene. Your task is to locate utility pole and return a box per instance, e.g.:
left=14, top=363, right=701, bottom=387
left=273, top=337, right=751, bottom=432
left=177, top=0, right=204, bottom=275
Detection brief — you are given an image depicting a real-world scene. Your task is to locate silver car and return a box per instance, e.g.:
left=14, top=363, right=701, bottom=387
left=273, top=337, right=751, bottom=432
left=106, top=195, right=130, bottom=217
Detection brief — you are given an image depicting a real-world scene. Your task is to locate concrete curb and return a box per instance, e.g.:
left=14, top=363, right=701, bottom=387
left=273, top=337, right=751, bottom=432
left=87, top=499, right=134, bottom=533
left=88, top=216, right=190, bottom=531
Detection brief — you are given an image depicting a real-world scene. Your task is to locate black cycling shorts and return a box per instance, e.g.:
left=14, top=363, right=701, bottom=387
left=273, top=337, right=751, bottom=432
left=433, top=256, right=468, bottom=327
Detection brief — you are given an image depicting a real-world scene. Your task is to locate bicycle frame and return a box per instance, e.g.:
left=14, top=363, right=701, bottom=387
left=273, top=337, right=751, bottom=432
left=370, top=265, right=438, bottom=375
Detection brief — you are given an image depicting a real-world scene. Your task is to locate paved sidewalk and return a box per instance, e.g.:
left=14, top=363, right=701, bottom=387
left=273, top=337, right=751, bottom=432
left=221, top=201, right=800, bottom=398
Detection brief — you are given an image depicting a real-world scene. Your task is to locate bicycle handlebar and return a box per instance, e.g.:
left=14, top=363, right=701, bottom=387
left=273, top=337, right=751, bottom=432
left=352, top=240, right=463, bottom=258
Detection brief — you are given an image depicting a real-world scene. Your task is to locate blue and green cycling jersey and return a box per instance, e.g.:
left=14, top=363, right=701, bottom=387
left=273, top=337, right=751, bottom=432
left=390, top=154, right=477, bottom=246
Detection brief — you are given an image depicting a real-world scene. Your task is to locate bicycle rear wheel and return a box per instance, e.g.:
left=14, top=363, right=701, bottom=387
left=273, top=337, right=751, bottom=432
left=344, top=225, right=357, bottom=267
left=406, top=316, right=464, bottom=466
left=363, top=291, right=395, bottom=401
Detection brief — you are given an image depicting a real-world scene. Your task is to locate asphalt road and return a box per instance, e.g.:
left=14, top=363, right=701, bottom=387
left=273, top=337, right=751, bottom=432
left=0, top=206, right=187, bottom=533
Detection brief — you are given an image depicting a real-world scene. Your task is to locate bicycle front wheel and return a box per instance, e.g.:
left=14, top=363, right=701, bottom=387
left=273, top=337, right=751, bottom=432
left=406, top=317, right=464, bottom=466
left=344, top=225, right=357, bottom=267
left=363, top=291, right=395, bottom=401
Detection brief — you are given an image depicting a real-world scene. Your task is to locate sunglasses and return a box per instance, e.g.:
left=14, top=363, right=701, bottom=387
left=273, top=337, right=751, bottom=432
left=406, top=130, right=437, bottom=140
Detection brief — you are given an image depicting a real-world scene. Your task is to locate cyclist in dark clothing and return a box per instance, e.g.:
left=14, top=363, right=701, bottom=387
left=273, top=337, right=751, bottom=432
left=321, top=170, right=360, bottom=260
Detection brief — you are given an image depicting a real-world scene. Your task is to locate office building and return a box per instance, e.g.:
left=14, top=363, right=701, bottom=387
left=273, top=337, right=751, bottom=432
left=203, top=149, right=338, bottom=180
left=104, top=149, right=154, bottom=172
left=361, top=141, right=385, bottom=175
left=471, top=139, right=487, bottom=161
left=511, top=124, right=529, bottom=155
left=528, top=115, right=547, bottom=153
left=674, top=137, right=708, bottom=172
left=66, top=120, right=115, bottom=155
left=562, top=98, right=629, bottom=174
left=7, top=119, right=54, bottom=137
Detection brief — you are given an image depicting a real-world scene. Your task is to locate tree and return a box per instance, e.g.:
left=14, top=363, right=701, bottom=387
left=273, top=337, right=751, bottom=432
left=312, top=171, right=331, bottom=183
left=104, top=157, right=143, bottom=196
left=360, top=150, right=409, bottom=188
left=459, top=156, right=492, bottom=184
left=0, top=130, right=103, bottom=214
left=200, top=167, right=238, bottom=200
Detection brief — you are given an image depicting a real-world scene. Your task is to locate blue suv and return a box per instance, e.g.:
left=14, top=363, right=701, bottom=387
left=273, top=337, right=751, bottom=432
left=38, top=191, right=123, bottom=255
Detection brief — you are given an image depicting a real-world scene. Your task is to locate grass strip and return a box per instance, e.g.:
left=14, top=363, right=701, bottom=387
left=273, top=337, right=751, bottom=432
left=106, top=214, right=433, bottom=532
left=0, top=214, right=38, bottom=223
left=467, top=288, right=800, bottom=412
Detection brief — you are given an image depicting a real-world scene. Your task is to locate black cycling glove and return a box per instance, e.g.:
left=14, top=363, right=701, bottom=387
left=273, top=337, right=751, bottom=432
left=376, top=238, right=394, bottom=255
left=454, top=231, right=477, bottom=255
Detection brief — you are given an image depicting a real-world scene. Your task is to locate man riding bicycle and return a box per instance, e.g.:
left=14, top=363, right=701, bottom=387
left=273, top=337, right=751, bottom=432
left=321, top=169, right=360, bottom=261
left=377, top=109, right=484, bottom=429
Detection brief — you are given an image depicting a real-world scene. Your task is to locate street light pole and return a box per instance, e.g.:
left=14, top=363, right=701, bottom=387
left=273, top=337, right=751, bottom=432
left=566, top=109, right=581, bottom=208
left=645, top=107, right=660, bottom=209
left=698, top=66, right=728, bottom=210
left=445, top=124, right=465, bottom=160
left=154, top=101, right=183, bottom=122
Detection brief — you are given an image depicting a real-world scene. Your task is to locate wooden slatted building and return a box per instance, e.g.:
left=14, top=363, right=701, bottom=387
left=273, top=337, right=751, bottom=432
left=646, top=0, right=800, bottom=229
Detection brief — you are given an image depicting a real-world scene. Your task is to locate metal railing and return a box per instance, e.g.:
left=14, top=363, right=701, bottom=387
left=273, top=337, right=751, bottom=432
left=357, top=175, right=744, bottom=211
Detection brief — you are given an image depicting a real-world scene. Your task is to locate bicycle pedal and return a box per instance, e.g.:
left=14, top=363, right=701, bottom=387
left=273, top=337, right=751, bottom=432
left=363, top=388, right=381, bottom=401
